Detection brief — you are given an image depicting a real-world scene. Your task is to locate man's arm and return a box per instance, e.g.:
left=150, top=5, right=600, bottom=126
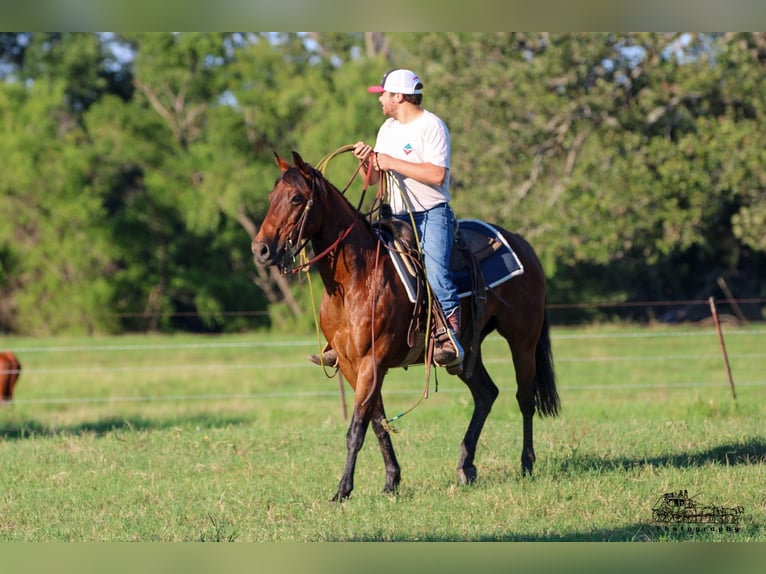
left=352, top=140, right=446, bottom=186
left=376, top=154, right=446, bottom=186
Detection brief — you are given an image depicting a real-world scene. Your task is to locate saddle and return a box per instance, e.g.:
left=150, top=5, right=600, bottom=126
left=373, top=216, right=522, bottom=378
left=376, top=219, right=505, bottom=291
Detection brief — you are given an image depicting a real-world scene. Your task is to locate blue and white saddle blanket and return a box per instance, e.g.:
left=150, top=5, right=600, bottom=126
left=380, top=219, right=524, bottom=304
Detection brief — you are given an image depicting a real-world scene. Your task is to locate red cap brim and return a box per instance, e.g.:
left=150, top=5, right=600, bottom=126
left=367, top=85, right=385, bottom=93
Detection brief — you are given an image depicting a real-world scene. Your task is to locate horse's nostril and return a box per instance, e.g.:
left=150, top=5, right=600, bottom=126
left=252, top=241, right=270, bottom=262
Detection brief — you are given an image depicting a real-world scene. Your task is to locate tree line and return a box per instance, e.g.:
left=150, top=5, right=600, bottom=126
left=1, top=32, right=764, bottom=335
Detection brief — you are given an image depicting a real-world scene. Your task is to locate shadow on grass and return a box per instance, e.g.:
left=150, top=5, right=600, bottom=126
left=555, top=436, right=766, bottom=474
left=0, top=413, right=254, bottom=440
left=333, top=523, right=654, bottom=541
left=335, top=521, right=755, bottom=541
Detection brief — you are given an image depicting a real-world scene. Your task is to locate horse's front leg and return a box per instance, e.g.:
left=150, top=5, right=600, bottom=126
left=331, top=407, right=370, bottom=502
left=370, top=395, right=401, bottom=494
left=331, top=358, right=393, bottom=502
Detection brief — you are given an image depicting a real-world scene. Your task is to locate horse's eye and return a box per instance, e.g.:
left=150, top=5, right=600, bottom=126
left=290, top=194, right=304, bottom=205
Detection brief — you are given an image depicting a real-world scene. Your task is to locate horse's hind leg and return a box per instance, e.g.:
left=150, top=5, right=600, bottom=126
left=456, top=354, right=499, bottom=484
left=513, top=346, right=537, bottom=475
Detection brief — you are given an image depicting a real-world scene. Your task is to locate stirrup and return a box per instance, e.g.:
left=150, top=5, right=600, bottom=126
left=307, top=349, right=338, bottom=367
left=432, top=307, right=464, bottom=374
left=432, top=332, right=464, bottom=373
left=434, top=342, right=464, bottom=371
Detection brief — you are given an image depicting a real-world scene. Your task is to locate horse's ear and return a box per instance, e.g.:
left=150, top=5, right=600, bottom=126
left=291, top=151, right=312, bottom=179
left=274, top=152, right=290, bottom=173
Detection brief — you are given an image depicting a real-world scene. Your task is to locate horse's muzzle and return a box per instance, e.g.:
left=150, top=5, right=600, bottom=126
left=251, top=240, right=274, bottom=266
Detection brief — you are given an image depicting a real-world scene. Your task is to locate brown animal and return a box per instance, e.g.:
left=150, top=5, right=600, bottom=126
left=252, top=152, right=559, bottom=502
left=0, top=351, right=22, bottom=402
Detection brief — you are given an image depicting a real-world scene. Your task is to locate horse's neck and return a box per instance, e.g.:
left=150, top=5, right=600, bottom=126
left=312, top=197, right=377, bottom=286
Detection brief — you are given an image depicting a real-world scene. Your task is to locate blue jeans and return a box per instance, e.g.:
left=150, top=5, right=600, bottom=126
left=395, top=203, right=460, bottom=317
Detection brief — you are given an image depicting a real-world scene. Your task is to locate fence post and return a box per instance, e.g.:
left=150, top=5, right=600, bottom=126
left=708, top=296, right=737, bottom=400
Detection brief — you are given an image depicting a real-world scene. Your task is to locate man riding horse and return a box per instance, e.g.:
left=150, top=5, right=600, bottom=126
left=309, top=68, right=464, bottom=373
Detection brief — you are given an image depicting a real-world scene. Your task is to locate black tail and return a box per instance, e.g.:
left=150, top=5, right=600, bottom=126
left=534, top=310, right=560, bottom=417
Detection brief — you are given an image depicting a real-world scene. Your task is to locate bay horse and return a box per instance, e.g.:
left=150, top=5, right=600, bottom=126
left=252, top=151, right=559, bottom=502
left=0, top=351, right=21, bottom=403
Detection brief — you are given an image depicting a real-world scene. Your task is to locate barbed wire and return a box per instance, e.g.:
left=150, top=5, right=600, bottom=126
left=29, top=296, right=763, bottom=324
left=4, top=351, right=766, bottom=377
left=6, top=327, right=766, bottom=355
left=3, top=315, right=764, bottom=407
left=7, top=379, right=766, bottom=407
left=546, top=297, right=766, bottom=309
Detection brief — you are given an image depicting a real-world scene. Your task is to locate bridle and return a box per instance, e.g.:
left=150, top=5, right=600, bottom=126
left=278, top=169, right=356, bottom=274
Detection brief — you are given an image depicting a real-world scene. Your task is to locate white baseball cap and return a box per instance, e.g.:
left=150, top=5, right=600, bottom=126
left=367, top=69, right=423, bottom=95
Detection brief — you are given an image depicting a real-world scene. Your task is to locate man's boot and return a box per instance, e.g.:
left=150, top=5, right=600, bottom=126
left=432, top=307, right=464, bottom=374
left=307, top=344, right=338, bottom=367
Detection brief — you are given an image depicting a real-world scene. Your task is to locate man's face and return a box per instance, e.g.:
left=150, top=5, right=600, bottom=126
left=378, top=91, right=398, bottom=118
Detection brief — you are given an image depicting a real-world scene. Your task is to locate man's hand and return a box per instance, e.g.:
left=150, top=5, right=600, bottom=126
left=352, top=141, right=373, bottom=162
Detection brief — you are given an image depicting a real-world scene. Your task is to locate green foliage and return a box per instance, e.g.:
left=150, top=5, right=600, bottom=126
left=266, top=272, right=323, bottom=335
left=0, top=77, right=116, bottom=334
left=1, top=32, right=766, bottom=334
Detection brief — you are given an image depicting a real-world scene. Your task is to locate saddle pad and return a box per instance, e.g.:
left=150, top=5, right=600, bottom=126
left=381, top=219, right=524, bottom=303
left=453, top=219, right=524, bottom=299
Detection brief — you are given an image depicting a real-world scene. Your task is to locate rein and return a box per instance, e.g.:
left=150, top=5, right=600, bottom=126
left=282, top=146, right=371, bottom=274
left=286, top=217, right=356, bottom=274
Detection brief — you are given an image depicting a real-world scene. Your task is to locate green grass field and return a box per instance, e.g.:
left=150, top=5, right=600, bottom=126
left=0, top=323, right=763, bottom=541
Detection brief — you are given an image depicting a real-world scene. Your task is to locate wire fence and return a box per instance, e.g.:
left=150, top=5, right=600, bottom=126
left=3, top=325, right=765, bottom=407
left=14, top=295, right=763, bottom=329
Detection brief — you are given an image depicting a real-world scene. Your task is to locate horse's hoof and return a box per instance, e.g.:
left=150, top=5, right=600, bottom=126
left=382, top=478, right=400, bottom=494
left=329, top=492, right=349, bottom=504
left=457, top=467, right=477, bottom=485
left=521, top=450, right=536, bottom=476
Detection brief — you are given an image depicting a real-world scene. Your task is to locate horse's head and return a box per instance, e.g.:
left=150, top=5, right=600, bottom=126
left=252, top=152, right=325, bottom=272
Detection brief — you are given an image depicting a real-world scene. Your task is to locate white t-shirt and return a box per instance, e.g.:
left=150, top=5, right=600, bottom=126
left=373, top=109, right=451, bottom=215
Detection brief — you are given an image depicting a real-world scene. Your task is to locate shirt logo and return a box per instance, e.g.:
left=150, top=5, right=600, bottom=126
left=403, top=143, right=414, bottom=155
